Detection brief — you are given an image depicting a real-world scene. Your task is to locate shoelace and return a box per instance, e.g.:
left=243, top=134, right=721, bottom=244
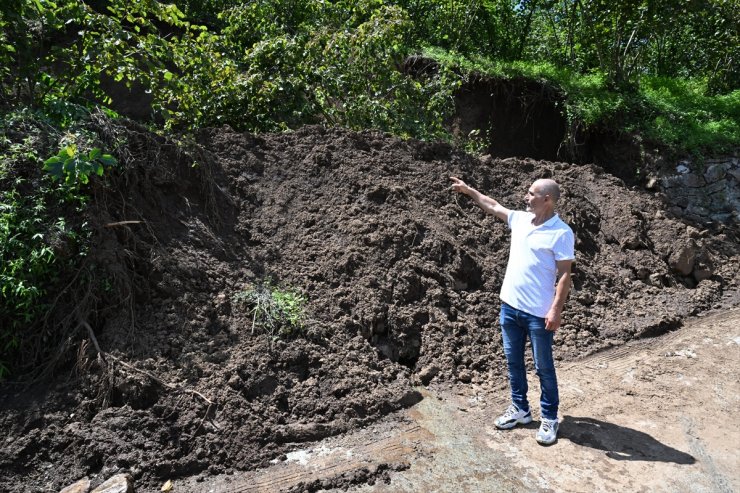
left=503, top=405, right=519, bottom=419
left=541, top=420, right=554, bottom=432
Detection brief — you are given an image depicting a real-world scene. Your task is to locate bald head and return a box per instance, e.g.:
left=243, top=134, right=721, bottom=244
left=533, top=178, right=561, bottom=203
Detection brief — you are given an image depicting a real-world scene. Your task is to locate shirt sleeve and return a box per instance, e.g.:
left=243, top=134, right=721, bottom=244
left=507, top=210, right=520, bottom=230
left=553, top=228, right=575, bottom=261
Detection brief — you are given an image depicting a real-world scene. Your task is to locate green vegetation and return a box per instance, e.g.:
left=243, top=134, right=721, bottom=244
left=2, top=0, right=736, bottom=150
left=639, top=78, right=740, bottom=155
left=425, top=47, right=740, bottom=156
left=234, top=282, right=308, bottom=339
left=1, top=0, right=738, bottom=377
left=44, top=145, right=117, bottom=185
left=0, top=109, right=108, bottom=377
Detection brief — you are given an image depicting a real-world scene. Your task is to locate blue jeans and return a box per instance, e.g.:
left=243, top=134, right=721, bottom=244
left=500, top=302, right=559, bottom=420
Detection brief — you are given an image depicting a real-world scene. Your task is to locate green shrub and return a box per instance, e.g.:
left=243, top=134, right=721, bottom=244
left=0, top=112, right=111, bottom=379
left=0, top=183, right=86, bottom=378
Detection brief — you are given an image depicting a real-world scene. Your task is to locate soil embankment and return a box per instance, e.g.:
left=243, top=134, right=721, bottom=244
left=1, top=123, right=738, bottom=491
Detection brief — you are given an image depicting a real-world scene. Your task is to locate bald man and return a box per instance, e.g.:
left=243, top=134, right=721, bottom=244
left=450, top=176, right=575, bottom=445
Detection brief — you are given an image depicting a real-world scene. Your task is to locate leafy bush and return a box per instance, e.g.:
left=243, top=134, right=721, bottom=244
left=0, top=111, right=111, bottom=378
left=0, top=188, right=51, bottom=377
left=0, top=180, right=89, bottom=378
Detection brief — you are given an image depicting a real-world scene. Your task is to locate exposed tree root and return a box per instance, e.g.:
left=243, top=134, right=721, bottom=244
left=79, top=320, right=216, bottom=407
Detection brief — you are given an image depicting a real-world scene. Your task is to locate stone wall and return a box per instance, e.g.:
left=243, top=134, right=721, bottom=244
left=656, top=155, right=740, bottom=224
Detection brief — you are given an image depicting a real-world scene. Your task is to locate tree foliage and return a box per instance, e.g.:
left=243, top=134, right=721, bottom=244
left=1, top=0, right=736, bottom=138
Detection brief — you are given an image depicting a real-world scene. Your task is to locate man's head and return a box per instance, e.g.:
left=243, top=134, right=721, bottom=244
left=525, top=178, right=560, bottom=215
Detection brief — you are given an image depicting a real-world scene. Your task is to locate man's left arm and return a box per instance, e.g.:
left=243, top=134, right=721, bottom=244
left=545, top=259, right=573, bottom=332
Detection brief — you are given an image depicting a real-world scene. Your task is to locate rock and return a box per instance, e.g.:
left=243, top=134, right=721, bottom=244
left=649, top=273, right=664, bottom=287
left=90, top=474, right=134, bottom=493
left=227, top=373, right=242, bottom=390
left=693, top=251, right=714, bottom=282
left=669, top=240, right=698, bottom=276
left=728, top=166, right=740, bottom=182
left=686, top=226, right=701, bottom=239
left=686, top=204, right=710, bottom=217
left=704, top=162, right=728, bottom=183
left=456, top=369, right=472, bottom=383
left=704, top=179, right=728, bottom=194
left=417, top=364, right=440, bottom=385
left=60, top=478, right=91, bottom=493
left=710, top=213, right=733, bottom=223
left=681, top=173, right=705, bottom=188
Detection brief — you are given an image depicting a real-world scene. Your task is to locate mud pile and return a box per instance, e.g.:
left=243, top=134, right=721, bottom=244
left=1, top=123, right=738, bottom=491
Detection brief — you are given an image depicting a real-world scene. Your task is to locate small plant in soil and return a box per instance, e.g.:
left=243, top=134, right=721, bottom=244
left=43, top=145, right=117, bottom=186
left=233, top=281, right=307, bottom=338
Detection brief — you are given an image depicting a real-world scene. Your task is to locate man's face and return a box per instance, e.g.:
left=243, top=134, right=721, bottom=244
left=525, top=184, right=547, bottom=214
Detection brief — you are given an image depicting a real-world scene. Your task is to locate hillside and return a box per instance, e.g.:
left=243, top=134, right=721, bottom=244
left=1, top=120, right=738, bottom=491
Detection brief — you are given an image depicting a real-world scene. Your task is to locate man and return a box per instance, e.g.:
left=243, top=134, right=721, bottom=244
left=450, top=176, right=575, bottom=445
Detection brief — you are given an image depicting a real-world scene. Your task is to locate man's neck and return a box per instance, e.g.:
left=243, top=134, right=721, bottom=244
left=531, top=211, right=556, bottom=226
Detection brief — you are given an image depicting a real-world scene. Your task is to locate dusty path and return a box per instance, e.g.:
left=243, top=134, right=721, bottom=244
left=176, top=306, right=740, bottom=493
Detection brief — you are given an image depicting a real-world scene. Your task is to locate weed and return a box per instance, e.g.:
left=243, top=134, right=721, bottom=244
left=233, top=281, right=308, bottom=338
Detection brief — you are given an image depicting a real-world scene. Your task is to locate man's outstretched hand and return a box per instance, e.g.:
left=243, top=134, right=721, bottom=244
left=450, top=176, right=469, bottom=194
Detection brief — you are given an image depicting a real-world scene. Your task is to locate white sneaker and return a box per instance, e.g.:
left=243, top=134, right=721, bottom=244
left=494, top=404, right=533, bottom=430
left=536, top=418, right=559, bottom=445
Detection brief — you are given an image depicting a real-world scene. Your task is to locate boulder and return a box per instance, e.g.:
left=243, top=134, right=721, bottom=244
left=669, top=240, right=698, bottom=276
left=704, top=162, right=728, bottom=183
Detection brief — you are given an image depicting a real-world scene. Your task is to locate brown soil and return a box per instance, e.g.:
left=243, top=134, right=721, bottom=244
left=0, top=122, right=738, bottom=492
left=175, top=306, right=740, bottom=493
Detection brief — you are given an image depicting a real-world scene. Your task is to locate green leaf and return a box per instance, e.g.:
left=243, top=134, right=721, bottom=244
left=43, top=157, right=64, bottom=180
left=98, top=154, right=117, bottom=167
left=62, top=158, right=75, bottom=175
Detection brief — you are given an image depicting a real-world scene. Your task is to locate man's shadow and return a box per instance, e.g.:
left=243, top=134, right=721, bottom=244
left=560, top=416, right=695, bottom=464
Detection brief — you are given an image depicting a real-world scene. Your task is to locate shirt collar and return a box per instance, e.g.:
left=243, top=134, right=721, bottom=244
left=528, top=212, right=559, bottom=228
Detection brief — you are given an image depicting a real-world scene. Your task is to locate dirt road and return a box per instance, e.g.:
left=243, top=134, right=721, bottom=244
left=179, top=305, right=740, bottom=493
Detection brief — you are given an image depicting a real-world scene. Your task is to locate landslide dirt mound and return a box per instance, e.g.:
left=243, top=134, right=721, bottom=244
left=1, top=122, right=738, bottom=492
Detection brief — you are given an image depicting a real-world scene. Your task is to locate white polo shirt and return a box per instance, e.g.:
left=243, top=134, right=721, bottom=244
left=499, top=211, right=575, bottom=318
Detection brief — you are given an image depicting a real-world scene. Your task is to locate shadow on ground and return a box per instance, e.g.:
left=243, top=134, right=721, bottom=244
left=560, top=416, right=695, bottom=464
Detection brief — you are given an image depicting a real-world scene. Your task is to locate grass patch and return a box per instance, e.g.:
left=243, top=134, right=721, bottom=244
left=422, top=47, right=739, bottom=157
left=639, top=77, right=740, bottom=156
